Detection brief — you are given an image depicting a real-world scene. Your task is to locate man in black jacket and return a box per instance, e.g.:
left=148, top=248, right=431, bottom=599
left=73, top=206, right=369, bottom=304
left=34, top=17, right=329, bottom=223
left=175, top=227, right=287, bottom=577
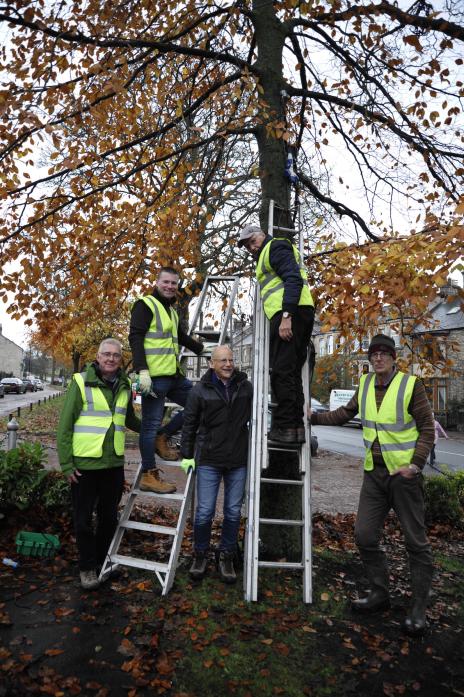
left=129, top=267, right=203, bottom=494
left=238, top=225, right=314, bottom=444
left=180, top=344, right=252, bottom=584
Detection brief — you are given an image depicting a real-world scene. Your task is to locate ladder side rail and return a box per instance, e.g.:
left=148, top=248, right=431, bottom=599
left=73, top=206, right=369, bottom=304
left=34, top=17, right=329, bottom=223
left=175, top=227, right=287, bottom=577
left=100, top=465, right=144, bottom=580
left=244, top=287, right=265, bottom=600
left=162, top=468, right=195, bottom=595
left=244, top=288, right=260, bottom=599
left=218, top=276, right=240, bottom=346
left=251, top=294, right=269, bottom=601
left=297, top=201, right=313, bottom=603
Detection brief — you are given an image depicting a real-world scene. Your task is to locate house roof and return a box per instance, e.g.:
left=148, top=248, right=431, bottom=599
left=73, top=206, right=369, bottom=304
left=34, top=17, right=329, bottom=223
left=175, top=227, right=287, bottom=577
left=414, top=296, right=464, bottom=334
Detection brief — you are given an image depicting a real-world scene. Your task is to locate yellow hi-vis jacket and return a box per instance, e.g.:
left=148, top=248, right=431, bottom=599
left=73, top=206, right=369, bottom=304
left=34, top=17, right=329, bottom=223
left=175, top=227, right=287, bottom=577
left=72, top=372, right=129, bottom=458
left=138, top=295, right=180, bottom=376
left=256, top=238, right=314, bottom=320
left=359, top=370, right=419, bottom=474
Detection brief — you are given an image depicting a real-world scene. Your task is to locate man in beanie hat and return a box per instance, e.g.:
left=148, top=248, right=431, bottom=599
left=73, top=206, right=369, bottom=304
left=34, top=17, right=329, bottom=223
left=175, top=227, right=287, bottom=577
left=238, top=224, right=314, bottom=444
left=309, top=333, right=434, bottom=636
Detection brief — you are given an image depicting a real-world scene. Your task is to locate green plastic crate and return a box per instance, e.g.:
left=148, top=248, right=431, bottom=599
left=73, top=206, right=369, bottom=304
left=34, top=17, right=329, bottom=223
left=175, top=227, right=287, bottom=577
left=15, top=531, right=60, bottom=558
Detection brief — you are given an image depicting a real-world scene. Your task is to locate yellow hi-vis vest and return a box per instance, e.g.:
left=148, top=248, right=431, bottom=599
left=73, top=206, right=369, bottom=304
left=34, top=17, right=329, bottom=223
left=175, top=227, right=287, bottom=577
left=139, top=295, right=179, bottom=376
left=256, top=238, right=314, bottom=320
left=72, top=373, right=129, bottom=458
left=359, top=371, right=419, bottom=474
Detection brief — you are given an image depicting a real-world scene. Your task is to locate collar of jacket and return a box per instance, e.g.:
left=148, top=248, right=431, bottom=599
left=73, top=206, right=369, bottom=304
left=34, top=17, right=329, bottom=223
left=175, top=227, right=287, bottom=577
left=200, top=367, right=248, bottom=386
left=84, top=361, right=126, bottom=388
left=151, top=287, right=176, bottom=310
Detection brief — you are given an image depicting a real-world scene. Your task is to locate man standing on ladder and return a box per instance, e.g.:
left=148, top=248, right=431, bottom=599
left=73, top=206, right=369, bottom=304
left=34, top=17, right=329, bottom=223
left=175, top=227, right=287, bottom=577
left=238, top=225, right=314, bottom=444
left=129, top=267, right=204, bottom=494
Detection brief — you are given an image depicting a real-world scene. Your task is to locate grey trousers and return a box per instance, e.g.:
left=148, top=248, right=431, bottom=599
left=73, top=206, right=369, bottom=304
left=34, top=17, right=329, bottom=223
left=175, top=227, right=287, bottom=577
left=354, top=466, right=433, bottom=571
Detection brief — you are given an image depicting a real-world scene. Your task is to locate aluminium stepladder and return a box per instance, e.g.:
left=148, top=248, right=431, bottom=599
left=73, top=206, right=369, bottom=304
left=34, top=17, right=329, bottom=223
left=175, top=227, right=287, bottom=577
left=244, top=199, right=313, bottom=603
left=100, top=275, right=241, bottom=595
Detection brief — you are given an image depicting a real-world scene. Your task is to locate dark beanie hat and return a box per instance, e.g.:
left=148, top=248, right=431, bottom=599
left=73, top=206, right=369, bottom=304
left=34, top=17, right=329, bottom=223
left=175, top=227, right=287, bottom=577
left=368, top=334, right=396, bottom=359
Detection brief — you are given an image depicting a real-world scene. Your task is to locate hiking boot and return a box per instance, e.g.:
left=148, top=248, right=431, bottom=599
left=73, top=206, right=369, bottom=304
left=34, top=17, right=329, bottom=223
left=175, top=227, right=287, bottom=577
left=155, top=433, right=180, bottom=461
left=351, top=589, right=390, bottom=613
left=189, top=552, right=208, bottom=581
left=268, top=427, right=297, bottom=444
left=80, top=569, right=100, bottom=590
left=139, top=469, right=176, bottom=494
left=217, top=550, right=237, bottom=584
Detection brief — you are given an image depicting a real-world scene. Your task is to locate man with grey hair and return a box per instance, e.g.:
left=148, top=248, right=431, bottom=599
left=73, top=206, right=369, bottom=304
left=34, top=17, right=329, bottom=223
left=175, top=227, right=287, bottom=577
left=57, top=338, right=140, bottom=590
left=238, top=224, right=314, bottom=444
left=180, top=345, right=252, bottom=584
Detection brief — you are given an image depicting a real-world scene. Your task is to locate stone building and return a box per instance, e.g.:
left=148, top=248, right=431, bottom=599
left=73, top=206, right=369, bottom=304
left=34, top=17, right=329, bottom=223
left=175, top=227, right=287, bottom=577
left=0, top=324, right=24, bottom=377
left=311, top=278, right=464, bottom=428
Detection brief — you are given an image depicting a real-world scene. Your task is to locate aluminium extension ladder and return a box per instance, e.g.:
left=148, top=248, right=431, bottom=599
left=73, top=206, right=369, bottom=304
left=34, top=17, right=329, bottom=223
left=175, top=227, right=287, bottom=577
left=244, top=200, right=313, bottom=603
left=100, top=275, right=241, bottom=595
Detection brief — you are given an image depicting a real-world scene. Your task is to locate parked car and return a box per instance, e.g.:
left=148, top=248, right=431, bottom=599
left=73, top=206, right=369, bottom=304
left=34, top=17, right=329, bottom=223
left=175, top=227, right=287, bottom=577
left=311, top=397, right=329, bottom=414
left=0, top=383, right=4, bottom=398
left=0, top=377, right=26, bottom=394
left=22, top=378, right=37, bottom=392
left=33, top=378, right=44, bottom=390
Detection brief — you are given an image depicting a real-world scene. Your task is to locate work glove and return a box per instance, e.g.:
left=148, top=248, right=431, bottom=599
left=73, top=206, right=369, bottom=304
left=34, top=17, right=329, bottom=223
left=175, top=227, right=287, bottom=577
left=181, top=458, right=196, bottom=474
left=138, top=369, right=152, bottom=396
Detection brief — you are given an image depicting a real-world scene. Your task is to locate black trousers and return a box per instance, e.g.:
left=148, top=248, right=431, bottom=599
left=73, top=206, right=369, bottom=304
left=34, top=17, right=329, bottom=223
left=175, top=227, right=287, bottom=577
left=269, top=306, right=314, bottom=430
left=71, top=468, right=125, bottom=571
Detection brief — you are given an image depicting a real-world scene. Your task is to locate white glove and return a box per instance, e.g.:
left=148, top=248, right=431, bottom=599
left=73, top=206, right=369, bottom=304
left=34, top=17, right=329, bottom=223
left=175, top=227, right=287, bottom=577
left=138, top=369, right=152, bottom=396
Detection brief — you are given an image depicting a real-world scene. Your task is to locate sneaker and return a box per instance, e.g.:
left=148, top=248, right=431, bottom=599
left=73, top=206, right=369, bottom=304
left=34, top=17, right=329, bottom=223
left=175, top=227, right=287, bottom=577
left=80, top=569, right=100, bottom=590
left=155, top=433, right=180, bottom=461
left=189, top=552, right=208, bottom=581
left=140, top=469, right=177, bottom=494
left=217, top=550, right=237, bottom=584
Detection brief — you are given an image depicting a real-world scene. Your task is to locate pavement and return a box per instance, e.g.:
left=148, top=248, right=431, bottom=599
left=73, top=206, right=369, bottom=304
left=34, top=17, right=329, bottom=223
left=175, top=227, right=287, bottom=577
left=44, top=442, right=364, bottom=515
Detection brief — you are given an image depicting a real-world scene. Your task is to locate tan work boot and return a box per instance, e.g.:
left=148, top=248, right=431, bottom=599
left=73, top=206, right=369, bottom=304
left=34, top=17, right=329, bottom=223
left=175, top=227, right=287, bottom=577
left=139, top=469, right=176, bottom=494
left=155, top=433, right=180, bottom=461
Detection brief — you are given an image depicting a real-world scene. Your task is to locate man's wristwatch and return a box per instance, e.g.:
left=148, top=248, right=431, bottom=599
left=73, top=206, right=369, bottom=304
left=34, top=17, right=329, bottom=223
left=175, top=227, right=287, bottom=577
left=282, top=312, right=292, bottom=319
left=408, top=464, right=421, bottom=474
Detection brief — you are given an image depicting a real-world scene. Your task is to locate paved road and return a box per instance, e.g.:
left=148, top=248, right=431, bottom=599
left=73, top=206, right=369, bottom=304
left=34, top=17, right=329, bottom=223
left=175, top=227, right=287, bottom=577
left=312, top=424, right=464, bottom=474
left=0, top=384, right=63, bottom=419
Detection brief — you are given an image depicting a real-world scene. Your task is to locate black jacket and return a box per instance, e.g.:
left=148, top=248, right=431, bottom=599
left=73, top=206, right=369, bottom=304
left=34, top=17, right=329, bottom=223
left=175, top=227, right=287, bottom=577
left=180, top=368, right=252, bottom=469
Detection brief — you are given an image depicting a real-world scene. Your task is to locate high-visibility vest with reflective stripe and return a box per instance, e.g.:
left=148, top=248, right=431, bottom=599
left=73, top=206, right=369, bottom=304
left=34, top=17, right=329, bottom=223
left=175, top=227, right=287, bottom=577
left=138, top=295, right=179, bottom=376
left=72, top=373, right=129, bottom=458
left=256, top=238, right=314, bottom=320
left=359, top=371, right=419, bottom=473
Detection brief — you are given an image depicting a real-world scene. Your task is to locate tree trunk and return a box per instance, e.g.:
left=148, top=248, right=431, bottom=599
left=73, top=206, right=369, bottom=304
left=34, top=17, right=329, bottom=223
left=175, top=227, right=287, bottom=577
left=252, top=1, right=302, bottom=561
left=253, top=0, right=292, bottom=232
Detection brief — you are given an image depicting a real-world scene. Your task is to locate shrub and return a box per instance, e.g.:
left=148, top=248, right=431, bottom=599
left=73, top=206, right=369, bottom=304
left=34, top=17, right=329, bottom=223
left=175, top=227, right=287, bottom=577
left=424, top=470, right=464, bottom=527
left=0, top=442, right=69, bottom=511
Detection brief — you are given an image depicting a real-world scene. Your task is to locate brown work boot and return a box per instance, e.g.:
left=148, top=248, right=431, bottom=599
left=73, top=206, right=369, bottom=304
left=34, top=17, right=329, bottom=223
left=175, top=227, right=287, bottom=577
left=155, top=433, right=180, bottom=461
left=139, top=469, right=176, bottom=494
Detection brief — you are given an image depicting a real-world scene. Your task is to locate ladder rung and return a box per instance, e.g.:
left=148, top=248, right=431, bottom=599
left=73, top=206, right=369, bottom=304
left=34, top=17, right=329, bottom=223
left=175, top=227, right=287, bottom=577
left=258, top=560, right=304, bottom=569
left=260, top=478, right=303, bottom=486
left=259, top=517, right=303, bottom=526
left=110, top=554, right=169, bottom=573
left=268, top=443, right=301, bottom=451
left=120, top=521, right=177, bottom=535
left=273, top=226, right=296, bottom=233
left=182, top=351, right=212, bottom=357
left=205, top=275, right=239, bottom=282
left=133, top=489, right=185, bottom=501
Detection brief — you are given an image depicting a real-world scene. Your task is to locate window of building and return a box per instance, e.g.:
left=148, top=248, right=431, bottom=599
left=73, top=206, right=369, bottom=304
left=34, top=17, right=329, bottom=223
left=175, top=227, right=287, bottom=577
left=327, top=335, right=334, bottom=355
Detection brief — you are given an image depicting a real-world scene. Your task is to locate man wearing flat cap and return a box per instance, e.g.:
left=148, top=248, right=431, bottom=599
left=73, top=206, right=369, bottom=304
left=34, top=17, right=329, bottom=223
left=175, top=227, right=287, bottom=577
left=238, top=224, right=314, bottom=444
left=309, top=333, right=435, bottom=637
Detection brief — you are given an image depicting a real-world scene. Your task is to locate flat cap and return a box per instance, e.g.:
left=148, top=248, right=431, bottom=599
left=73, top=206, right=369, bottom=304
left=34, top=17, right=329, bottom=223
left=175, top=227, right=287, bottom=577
left=237, top=224, right=262, bottom=248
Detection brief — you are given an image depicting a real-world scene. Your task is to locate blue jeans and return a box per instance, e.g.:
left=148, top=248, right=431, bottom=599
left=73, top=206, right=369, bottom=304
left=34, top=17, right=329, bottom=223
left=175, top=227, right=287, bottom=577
left=140, top=375, right=193, bottom=471
left=194, top=465, right=247, bottom=553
